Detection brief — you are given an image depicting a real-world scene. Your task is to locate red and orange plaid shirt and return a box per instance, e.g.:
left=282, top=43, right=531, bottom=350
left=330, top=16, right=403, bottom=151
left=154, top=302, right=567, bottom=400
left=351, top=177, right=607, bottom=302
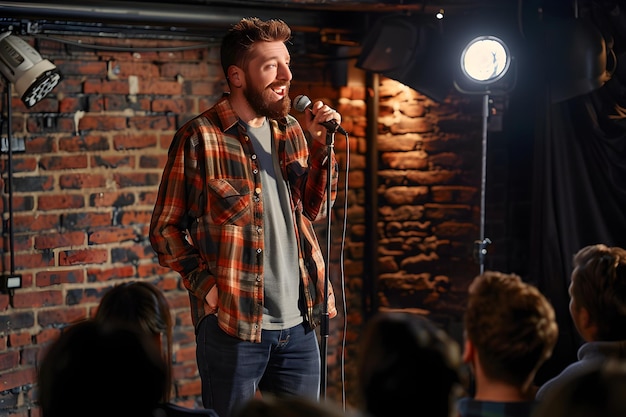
left=150, top=96, right=338, bottom=342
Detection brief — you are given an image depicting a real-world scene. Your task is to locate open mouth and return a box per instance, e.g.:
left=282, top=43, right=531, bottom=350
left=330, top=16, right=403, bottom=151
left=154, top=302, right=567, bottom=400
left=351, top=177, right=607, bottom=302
left=271, top=84, right=288, bottom=98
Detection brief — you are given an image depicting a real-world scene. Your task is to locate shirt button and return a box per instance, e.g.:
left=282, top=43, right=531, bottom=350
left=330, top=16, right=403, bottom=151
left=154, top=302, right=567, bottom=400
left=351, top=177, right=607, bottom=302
left=251, top=154, right=257, bottom=160
left=244, top=136, right=249, bottom=141
left=255, top=187, right=261, bottom=195
left=256, top=248, right=262, bottom=254
left=257, top=226, right=262, bottom=234
left=256, top=275, right=261, bottom=282
left=253, top=169, right=258, bottom=174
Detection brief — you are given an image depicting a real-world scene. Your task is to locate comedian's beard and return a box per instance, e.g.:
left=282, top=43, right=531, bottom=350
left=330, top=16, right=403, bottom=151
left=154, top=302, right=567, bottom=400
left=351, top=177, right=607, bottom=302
left=244, top=79, right=291, bottom=119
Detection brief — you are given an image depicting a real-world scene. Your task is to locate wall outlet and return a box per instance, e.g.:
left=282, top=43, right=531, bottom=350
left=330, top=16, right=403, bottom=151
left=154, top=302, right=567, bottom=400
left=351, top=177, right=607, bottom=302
left=1, top=136, right=26, bottom=153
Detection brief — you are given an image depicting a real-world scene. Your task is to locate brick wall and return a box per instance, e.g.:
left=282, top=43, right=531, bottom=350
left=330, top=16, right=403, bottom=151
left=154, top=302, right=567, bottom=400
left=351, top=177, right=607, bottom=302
left=0, top=33, right=483, bottom=416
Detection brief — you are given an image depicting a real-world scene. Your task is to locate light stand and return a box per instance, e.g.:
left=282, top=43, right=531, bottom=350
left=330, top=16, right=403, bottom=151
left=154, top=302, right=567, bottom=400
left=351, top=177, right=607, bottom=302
left=0, top=32, right=61, bottom=293
left=454, top=35, right=514, bottom=274
left=320, top=126, right=337, bottom=399
left=0, top=80, right=20, bottom=294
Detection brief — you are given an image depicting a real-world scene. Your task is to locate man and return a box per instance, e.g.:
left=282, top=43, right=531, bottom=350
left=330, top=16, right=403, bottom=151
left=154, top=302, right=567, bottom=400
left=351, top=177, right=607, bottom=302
left=357, top=311, right=462, bottom=417
left=536, top=243, right=626, bottom=400
left=149, top=17, right=340, bottom=417
left=458, top=271, right=558, bottom=417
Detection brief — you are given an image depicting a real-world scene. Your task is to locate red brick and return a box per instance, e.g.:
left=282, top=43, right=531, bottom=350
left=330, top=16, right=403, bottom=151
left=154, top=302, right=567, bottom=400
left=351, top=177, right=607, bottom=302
left=113, top=133, right=157, bottom=150
left=91, top=155, right=134, bottom=169
left=152, top=98, right=194, bottom=114
left=137, top=263, right=172, bottom=279
left=88, top=226, right=138, bottom=244
left=86, top=265, right=135, bottom=282
left=39, top=154, right=88, bottom=170
left=38, top=194, right=85, bottom=211
left=0, top=295, right=9, bottom=311
left=114, top=173, right=160, bottom=188
left=12, top=214, right=60, bottom=232
left=59, top=96, right=84, bottom=113
left=59, top=135, right=110, bottom=152
left=8, top=332, right=32, bottom=348
left=59, top=249, right=108, bottom=266
left=139, top=154, right=167, bottom=169
left=8, top=252, right=55, bottom=270
left=12, top=290, right=64, bottom=309
left=110, top=61, right=159, bottom=78
left=57, top=60, right=106, bottom=76
left=59, top=173, right=107, bottom=189
left=174, top=345, right=196, bottom=363
left=116, top=210, right=153, bottom=225
left=61, top=212, right=112, bottom=229
left=0, top=350, right=20, bottom=371
left=0, top=367, right=36, bottom=391
left=176, top=378, right=202, bottom=397
left=37, top=307, right=87, bottom=328
left=129, top=114, right=177, bottom=131
left=89, top=191, right=135, bottom=208
left=34, top=327, right=62, bottom=345
left=11, top=157, right=38, bottom=173
left=78, top=114, right=127, bottom=131
left=36, top=269, right=85, bottom=287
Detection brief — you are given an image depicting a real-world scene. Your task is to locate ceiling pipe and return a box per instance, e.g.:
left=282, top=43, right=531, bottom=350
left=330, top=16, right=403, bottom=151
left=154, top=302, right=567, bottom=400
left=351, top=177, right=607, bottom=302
left=0, top=1, right=359, bottom=35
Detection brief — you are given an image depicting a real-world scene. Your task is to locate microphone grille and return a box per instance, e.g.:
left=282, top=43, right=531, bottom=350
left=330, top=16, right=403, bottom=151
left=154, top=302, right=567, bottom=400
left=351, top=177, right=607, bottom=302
left=293, top=95, right=311, bottom=113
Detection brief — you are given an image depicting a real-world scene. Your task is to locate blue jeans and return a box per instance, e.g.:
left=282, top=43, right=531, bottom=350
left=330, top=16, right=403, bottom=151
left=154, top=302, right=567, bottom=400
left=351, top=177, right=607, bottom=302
left=196, top=315, right=321, bottom=417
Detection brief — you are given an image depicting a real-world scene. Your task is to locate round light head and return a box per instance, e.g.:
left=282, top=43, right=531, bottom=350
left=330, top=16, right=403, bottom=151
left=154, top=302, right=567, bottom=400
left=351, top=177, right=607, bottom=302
left=460, top=35, right=510, bottom=84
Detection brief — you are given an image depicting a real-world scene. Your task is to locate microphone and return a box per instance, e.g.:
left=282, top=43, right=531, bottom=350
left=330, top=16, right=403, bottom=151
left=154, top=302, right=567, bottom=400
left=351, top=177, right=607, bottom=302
left=293, top=95, right=346, bottom=135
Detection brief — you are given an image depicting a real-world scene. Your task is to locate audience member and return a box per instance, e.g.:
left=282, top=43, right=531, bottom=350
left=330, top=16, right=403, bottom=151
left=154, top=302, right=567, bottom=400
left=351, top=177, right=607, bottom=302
left=458, top=271, right=558, bottom=417
left=233, top=394, right=357, bottom=417
left=535, top=243, right=626, bottom=400
left=95, top=280, right=219, bottom=416
left=38, top=319, right=167, bottom=417
left=532, top=358, right=626, bottom=417
left=357, top=310, right=463, bottom=417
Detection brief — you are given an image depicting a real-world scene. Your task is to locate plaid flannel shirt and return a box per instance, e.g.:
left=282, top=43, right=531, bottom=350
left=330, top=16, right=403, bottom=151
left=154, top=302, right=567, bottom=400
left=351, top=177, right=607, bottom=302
left=149, top=96, right=338, bottom=342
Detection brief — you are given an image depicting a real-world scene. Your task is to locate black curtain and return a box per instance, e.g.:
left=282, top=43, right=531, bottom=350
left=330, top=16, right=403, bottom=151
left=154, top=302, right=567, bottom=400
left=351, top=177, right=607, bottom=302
left=530, top=77, right=626, bottom=383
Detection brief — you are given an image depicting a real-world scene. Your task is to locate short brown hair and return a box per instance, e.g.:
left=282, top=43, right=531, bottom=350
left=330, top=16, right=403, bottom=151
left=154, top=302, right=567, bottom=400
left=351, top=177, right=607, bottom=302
left=464, top=271, right=558, bottom=386
left=220, top=17, right=291, bottom=79
left=570, top=244, right=626, bottom=340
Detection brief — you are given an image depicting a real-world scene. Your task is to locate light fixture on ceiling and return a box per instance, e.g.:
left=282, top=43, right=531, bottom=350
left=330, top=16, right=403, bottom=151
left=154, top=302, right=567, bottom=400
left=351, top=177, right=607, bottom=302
left=0, top=31, right=62, bottom=108
left=356, top=14, right=454, bottom=102
left=545, top=18, right=613, bottom=103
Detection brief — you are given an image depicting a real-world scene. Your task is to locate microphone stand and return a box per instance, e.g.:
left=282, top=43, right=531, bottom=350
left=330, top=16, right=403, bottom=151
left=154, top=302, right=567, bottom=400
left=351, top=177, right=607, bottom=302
left=320, top=126, right=336, bottom=400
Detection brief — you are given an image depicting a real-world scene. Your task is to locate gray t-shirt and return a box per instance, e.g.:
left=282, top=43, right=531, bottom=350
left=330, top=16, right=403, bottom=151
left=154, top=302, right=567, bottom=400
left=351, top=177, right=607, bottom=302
left=243, top=119, right=303, bottom=330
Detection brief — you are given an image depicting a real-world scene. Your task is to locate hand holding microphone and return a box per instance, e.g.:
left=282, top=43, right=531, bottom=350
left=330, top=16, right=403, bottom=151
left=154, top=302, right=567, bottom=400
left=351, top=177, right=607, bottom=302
left=293, top=95, right=346, bottom=135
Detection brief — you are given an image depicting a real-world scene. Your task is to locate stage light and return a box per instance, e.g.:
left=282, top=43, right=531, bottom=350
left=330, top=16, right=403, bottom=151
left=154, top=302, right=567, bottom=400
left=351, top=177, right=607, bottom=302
left=545, top=18, right=612, bottom=103
left=356, top=14, right=453, bottom=102
left=0, top=31, right=61, bottom=108
left=460, top=35, right=510, bottom=84
left=454, top=35, right=514, bottom=273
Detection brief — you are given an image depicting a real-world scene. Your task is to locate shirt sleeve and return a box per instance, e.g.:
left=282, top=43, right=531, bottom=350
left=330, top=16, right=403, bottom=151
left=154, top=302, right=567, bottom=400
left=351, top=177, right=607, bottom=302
left=149, top=123, right=216, bottom=300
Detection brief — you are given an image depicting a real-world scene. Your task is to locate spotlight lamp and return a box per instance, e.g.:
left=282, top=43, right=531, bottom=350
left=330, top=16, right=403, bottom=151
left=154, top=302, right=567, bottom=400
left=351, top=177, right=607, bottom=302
left=453, top=35, right=514, bottom=273
left=455, top=35, right=515, bottom=95
left=0, top=31, right=61, bottom=108
left=461, top=36, right=510, bottom=83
